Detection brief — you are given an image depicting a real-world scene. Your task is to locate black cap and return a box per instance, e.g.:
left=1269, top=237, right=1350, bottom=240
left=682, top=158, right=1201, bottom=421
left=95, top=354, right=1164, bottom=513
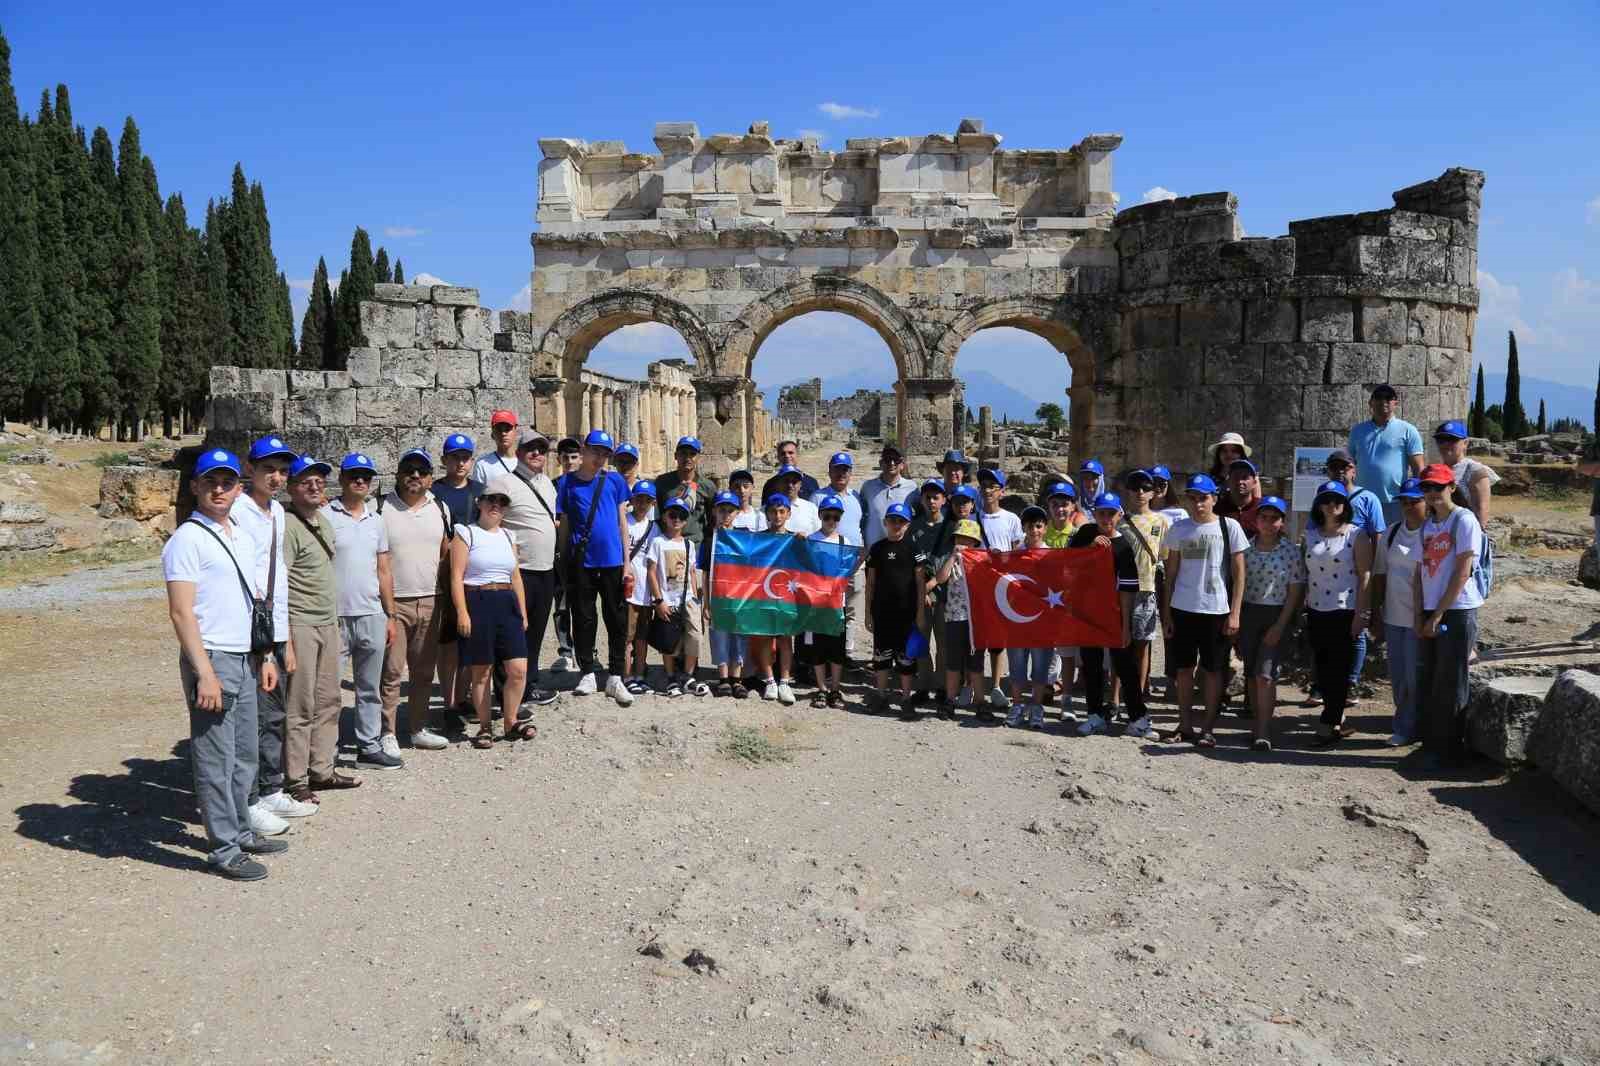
left=1370, top=383, right=1398, bottom=400
left=557, top=436, right=580, bottom=452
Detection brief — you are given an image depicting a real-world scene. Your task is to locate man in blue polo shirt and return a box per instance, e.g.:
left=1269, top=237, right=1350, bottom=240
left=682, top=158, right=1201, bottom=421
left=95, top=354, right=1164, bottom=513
left=163, top=449, right=287, bottom=880
left=556, top=429, right=635, bottom=706
left=1349, top=384, right=1426, bottom=525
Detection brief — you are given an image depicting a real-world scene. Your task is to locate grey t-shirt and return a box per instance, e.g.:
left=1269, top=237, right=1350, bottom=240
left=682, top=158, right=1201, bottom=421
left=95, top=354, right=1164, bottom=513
left=322, top=498, right=389, bottom=618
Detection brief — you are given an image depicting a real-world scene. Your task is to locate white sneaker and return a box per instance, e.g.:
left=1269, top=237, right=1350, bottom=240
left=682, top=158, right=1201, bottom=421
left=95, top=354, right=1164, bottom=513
left=1005, top=704, right=1025, bottom=727
left=1077, top=713, right=1108, bottom=736
left=1386, top=733, right=1413, bottom=747
left=248, top=803, right=290, bottom=836
left=763, top=679, right=779, bottom=701
left=410, top=728, right=448, bottom=750
left=1125, top=715, right=1154, bottom=739
left=776, top=681, right=796, bottom=706
left=550, top=655, right=574, bottom=673
left=987, top=686, right=1010, bottom=709
left=606, top=675, right=635, bottom=706
left=1028, top=704, right=1045, bottom=729
left=574, top=672, right=598, bottom=696
left=380, top=732, right=401, bottom=759
left=258, top=790, right=318, bottom=819
left=955, top=687, right=974, bottom=708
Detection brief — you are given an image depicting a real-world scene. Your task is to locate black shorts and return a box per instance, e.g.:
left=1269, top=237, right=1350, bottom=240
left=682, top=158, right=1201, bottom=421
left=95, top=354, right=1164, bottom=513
left=1167, top=607, right=1230, bottom=674
left=461, top=587, right=529, bottom=666
left=872, top=613, right=916, bottom=675
left=801, top=630, right=847, bottom=666
left=942, top=619, right=983, bottom=673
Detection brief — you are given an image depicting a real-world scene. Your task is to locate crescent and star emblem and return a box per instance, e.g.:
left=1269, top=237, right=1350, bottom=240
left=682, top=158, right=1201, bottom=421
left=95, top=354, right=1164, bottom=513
left=761, top=568, right=795, bottom=598
left=994, top=573, right=1043, bottom=623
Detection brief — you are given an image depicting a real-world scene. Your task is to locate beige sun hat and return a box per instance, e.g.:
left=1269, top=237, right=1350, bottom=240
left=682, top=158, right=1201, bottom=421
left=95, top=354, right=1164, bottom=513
left=1207, top=431, right=1252, bottom=460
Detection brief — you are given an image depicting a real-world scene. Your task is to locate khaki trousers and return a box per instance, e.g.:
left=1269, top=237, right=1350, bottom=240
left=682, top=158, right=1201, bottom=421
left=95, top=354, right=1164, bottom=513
left=285, top=622, right=341, bottom=788
left=382, top=596, right=439, bottom=735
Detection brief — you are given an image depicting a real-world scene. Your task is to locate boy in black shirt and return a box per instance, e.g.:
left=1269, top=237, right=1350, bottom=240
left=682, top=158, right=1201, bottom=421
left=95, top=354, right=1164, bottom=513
left=864, top=502, right=926, bottom=717
left=1068, top=492, right=1143, bottom=736
left=908, top=479, right=951, bottom=703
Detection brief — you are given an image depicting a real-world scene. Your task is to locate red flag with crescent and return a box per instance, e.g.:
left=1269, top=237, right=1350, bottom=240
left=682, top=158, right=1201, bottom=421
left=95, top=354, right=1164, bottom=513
left=961, top=545, right=1123, bottom=649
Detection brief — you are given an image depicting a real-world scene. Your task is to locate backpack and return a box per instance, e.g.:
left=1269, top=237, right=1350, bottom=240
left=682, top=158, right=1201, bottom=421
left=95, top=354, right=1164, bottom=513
left=1449, top=507, right=1493, bottom=601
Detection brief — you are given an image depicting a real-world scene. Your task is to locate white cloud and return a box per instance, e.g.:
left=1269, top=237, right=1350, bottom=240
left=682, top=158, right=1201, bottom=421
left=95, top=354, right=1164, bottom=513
left=506, top=283, right=532, bottom=312
left=818, top=102, right=878, bottom=120
left=288, top=278, right=313, bottom=291
left=1140, top=186, right=1178, bottom=204
left=410, top=271, right=451, bottom=286
left=383, top=225, right=425, bottom=239
left=1552, top=267, right=1600, bottom=313
left=1586, top=195, right=1600, bottom=225
left=796, top=128, right=828, bottom=144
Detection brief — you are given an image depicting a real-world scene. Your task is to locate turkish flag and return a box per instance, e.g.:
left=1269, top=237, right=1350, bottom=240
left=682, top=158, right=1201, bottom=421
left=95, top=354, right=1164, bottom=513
left=962, top=546, right=1123, bottom=649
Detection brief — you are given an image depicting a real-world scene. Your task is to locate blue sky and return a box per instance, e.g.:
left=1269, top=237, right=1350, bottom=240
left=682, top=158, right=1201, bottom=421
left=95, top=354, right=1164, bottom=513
left=8, top=1, right=1597, bottom=407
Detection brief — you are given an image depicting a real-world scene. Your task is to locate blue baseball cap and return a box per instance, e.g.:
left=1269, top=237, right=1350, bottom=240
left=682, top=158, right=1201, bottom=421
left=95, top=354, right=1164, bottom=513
left=194, top=448, right=242, bottom=477
left=1148, top=464, right=1173, bottom=483
left=954, top=484, right=981, bottom=503
left=615, top=442, right=640, bottom=461
left=247, top=435, right=296, bottom=463
left=1259, top=495, right=1289, bottom=514
left=713, top=490, right=740, bottom=508
left=583, top=429, right=614, bottom=451
left=1045, top=480, right=1077, bottom=500
left=398, top=448, right=433, bottom=471
left=1229, top=458, right=1258, bottom=475
left=828, top=451, right=853, bottom=469
left=675, top=435, right=702, bottom=454
left=884, top=502, right=913, bottom=522
left=941, top=449, right=970, bottom=468
left=1080, top=458, right=1105, bottom=476
left=662, top=496, right=691, bottom=515
left=341, top=453, right=378, bottom=475
left=920, top=478, right=948, bottom=495
left=288, top=455, right=332, bottom=481
left=1395, top=478, right=1425, bottom=500
left=1185, top=473, right=1219, bottom=495
left=1434, top=419, right=1469, bottom=441
left=816, top=493, right=846, bottom=514
left=1092, top=492, right=1123, bottom=512
left=1314, top=480, right=1350, bottom=501
left=776, top=463, right=802, bottom=477
left=977, top=467, right=1007, bottom=487
left=442, top=433, right=474, bottom=456
left=764, top=492, right=791, bottom=509
left=630, top=478, right=657, bottom=499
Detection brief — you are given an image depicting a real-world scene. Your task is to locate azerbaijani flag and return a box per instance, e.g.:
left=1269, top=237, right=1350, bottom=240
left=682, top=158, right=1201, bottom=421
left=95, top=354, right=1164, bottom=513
left=709, top=528, right=861, bottom=636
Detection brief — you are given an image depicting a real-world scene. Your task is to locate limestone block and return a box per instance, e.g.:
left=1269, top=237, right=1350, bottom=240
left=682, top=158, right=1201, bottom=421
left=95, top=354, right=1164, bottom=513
left=1179, top=300, right=1242, bottom=346
left=1133, top=347, right=1203, bottom=396
left=1581, top=546, right=1600, bottom=590
left=359, top=301, right=417, bottom=349
left=0, top=522, right=56, bottom=552
left=1330, top=342, right=1388, bottom=383
left=208, top=392, right=283, bottom=433
left=284, top=389, right=357, bottom=430
left=1120, top=250, right=1168, bottom=290
left=243, top=369, right=288, bottom=397
left=1301, top=297, right=1354, bottom=342
left=498, top=310, right=533, bottom=334
left=421, top=389, right=477, bottom=426
left=1244, top=299, right=1296, bottom=343
left=1350, top=236, right=1411, bottom=279
left=356, top=387, right=422, bottom=425
left=1302, top=384, right=1366, bottom=429
left=1263, top=342, right=1329, bottom=383
left=287, top=369, right=325, bottom=393
left=1406, top=301, right=1442, bottom=346
left=347, top=348, right=381, bottom=387
left=480, top=351, right=526, bottom=389
left=209, top=366, right=243, bottom=396
left=432, top=286, right=480, bottom=306
left=1246, top=384, right=1304, bottom=429
left=294, top=428, right=349, bottom=464
left=1123, top=305, right=1178, bottom=349
left=97, top=466, right=178, bottom=521
left=436, top=349, right=482, bottom=389
left=1358, top=298, right=1408, bottom=344
left=1439, top=306, right=1472, bottom=350
left=1388, top=344, right=1428, bottom=385
left=325, top=371, right=351, bottom=390
left=1449, top=246, right=1475, bottom=287
left=1529, top=670, right=1600, bottom=815
left=417, top=304, right=459, bottom=349
left=343, top=427, right=402, bottom=478
left=1393, top=385, right=1440, bottom=429
left=1467, top=674, right=1552, bottom=765
left=475, top=389, right=523, bottom=425
left=380, top=348, right=437, bottom=388
left=373, top=282, right=433, bottom=303
left=457, top=306, right=494, bottom=350
left=1411, top=241, right=1449, bottom=285
left=493, top=331, right=535, bottom=354
left=1205, top=343, right=1265, bottom=384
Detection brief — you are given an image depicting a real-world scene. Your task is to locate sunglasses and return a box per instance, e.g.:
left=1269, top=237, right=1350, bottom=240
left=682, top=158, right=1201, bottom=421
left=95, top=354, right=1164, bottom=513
left=399, top=466, right=430, bottom=478
left=480, top=495, right=511, bottom=508
left=492, top=424, right=516, bottom=432
left=1421, top=483, right=1449, bottom=492
left=344, top=472, right=373, bottom=481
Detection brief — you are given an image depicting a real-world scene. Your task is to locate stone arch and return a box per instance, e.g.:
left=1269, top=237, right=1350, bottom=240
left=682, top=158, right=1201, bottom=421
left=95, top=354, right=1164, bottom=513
left=535, top=288, right=717, bottom=378
left=719, top=277, right=928, bottom=383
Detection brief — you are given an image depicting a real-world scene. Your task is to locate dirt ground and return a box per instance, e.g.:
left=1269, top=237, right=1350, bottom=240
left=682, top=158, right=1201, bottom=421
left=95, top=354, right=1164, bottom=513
left=3, top=434, right=1600, bottom=1065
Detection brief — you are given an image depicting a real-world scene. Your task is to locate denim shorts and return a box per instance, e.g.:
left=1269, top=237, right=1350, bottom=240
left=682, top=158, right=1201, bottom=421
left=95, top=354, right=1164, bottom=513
left=708, top=627, right=743, bottom=668
left=1131, top=591, right=1159, bottom=643
left=1007, top=647, right=1053, bottom=686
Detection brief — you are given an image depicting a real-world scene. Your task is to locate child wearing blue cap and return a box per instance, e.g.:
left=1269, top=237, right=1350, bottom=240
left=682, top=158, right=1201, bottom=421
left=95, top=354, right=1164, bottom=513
left=1371, top=478, right=1428, bottom=746
left=699, top=491, right=749, bottom=698
left=804, top=494, right=855, bottom=708
left=751, top=494, right=799, bottom=705
left=1233, top=496, right=1306, bottom=751
left=864, top=502, right=926, bottom=716
left=1068, top=494, right=1145, bottom=736
left=623, top=480, right=663, bottom=695
left=646, top=498, right=709, bottom=697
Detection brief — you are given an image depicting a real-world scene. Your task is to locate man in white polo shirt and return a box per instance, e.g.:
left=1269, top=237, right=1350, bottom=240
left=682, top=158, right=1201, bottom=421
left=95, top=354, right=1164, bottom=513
left=324, top=453, right=401, bottom=770
left=163, top=449, right=287, bottom=881
left=378, top=447, right=451, bottom=752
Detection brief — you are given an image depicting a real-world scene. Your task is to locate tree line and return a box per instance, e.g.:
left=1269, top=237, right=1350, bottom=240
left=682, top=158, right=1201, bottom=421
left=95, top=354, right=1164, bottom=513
left=1469, top=330, right=1595, bottom=443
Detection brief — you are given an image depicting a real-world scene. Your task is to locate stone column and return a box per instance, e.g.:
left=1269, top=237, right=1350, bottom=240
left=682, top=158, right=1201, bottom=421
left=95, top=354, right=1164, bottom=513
left=899, top=377, right=959, bottom=464
left=978, top=405, right=994, bottom=449
left=589, top=386, right=604, bottom=433
left=693, top=376, right=750, bottom=483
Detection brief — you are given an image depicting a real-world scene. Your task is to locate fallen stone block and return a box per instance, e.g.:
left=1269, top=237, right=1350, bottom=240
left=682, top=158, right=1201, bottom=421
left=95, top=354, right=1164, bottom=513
left=0, top=522, right=57, bottom=552
left=1580, top=546, right=1599, bottom=591
left=1529, top=669, right=1600, bottom=816
left=97, top=466, right=179, bottom=521
left=1466, top=674, right=1552, bottom=764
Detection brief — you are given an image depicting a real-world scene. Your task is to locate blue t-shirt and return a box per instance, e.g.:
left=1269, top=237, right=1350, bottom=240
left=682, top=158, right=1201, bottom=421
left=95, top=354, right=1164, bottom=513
left=1349, top=418, right=1424, bottom=519
left=433, top=479, right=483, bottom=532
left=556, top=469, right=630, bottom=568
left=1348, top=486, right=1385, bottom=539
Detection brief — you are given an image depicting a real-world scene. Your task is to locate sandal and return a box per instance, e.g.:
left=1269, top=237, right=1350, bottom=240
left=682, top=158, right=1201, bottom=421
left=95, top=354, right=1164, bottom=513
left=472, top=729, right=494, bottom=749
left=1252, top=737, right=1272, bottom=752
left=731, top=682, right=750, bottom=700
left=827, top=690, right=845, bottom=709
left=684, top=679, right=711, bottom=697
left=810, top=691, right=829, bottom=709
left=308, top=772, right=362, bottom=790
left=507, top=721, right=538, bottom=741
left=661, top=679, right=684, bottom=698
left=625, top=677, right=650, bottom=695
left=713, top=680, right=733, bottom=698
left=1195, top=733, right=1217, bottom=749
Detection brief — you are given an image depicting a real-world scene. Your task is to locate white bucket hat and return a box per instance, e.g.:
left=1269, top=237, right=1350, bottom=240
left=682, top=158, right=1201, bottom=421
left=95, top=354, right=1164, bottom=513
left=1207, top=431, right=1253, bottom=460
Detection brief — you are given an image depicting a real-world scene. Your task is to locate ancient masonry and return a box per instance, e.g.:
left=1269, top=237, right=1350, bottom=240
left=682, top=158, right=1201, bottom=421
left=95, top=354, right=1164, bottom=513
left=774, top=377, right=956, bottom=442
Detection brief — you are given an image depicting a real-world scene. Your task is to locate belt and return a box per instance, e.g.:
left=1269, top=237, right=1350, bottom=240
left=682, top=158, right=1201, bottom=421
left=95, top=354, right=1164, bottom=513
left=468, top=582, right=513, bottom=591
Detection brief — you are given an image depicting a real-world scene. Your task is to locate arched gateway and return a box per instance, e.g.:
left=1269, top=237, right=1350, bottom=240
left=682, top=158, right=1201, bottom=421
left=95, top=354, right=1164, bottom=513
left=526, top=118, right=1481, bottom=480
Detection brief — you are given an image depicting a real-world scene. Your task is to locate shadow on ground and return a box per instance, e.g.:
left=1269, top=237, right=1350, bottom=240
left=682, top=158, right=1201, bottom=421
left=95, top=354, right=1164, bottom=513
left=13, top=740, right=210, bottom=871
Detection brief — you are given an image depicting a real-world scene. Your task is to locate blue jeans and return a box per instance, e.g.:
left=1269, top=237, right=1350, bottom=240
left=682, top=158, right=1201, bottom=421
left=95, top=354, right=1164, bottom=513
left=341, top=613, right=387, bottom=755
left=1384, top=623, right=1421, bottom=739
left=1007, top=647, right=1052, bottom=686
left=1348, top=628, right=1367, bottom=685
left=182, top=649, right=259, bottom=867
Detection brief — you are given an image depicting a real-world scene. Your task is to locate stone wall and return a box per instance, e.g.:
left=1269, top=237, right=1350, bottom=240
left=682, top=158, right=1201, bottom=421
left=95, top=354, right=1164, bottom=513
left=574, top=360, right=697, bottom=474
left=776, top=378, right=821, bottom=439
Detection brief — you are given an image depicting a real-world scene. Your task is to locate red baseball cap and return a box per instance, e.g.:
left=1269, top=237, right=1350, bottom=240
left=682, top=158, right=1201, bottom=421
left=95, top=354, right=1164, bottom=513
left=489, top=409, right=518, bottom=428
left=1418, top=462, right=1455, bottom=486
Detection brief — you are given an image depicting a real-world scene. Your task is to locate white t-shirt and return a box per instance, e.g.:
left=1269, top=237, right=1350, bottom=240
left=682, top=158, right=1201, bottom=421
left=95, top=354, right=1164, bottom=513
left=644, top=536, right=697, bottom=607
left=785, top=497, right=821, bottom=536
left=228, top=494, right=288, bottom=642
left=1420, top=508, right=1485, bottom=612
left=460, top=524, right=518, bottom=586
left=1374, top=521, right=1425, bottom=628
left=471, top=451, right=517, bottom=487
left=626, top=513, right=661, bottom=607
left=732, top=506, right=764, bottom=532
left=978, top=508, right=1025, bottom=550
left=162, top=512, right=254, bottom=653
left=1158, top=505, right=1190, bottom=528
left=1167, top=516, right=1250, bottom=615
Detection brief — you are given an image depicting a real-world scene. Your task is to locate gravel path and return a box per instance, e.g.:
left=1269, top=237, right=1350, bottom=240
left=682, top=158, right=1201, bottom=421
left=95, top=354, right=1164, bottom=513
left=1, top=556, right=164, bottom=612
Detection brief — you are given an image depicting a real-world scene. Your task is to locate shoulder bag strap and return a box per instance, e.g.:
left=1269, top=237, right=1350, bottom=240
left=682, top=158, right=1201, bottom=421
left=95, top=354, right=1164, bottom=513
left=1120, top=516, right=1155, bottom=563
left=266, top=510, right=278, bottom=606
left=290, top=508, right=335, bottom=560
left=629, top=520, right=655, bottom=562
left=185, top=519, right=258, bottom=614
left=436, top=496, right=455, bottom=540
left=513, top=468, right=558, bottom=525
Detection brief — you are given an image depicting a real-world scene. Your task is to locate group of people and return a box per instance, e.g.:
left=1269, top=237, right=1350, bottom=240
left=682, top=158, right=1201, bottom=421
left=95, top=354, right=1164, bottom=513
left=163, top=385, right=1492, bottom=880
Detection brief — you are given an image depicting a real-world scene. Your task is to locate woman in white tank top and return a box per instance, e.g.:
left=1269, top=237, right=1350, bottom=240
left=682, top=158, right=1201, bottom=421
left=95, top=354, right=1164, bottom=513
left=450, top=477, right=531, bottom=746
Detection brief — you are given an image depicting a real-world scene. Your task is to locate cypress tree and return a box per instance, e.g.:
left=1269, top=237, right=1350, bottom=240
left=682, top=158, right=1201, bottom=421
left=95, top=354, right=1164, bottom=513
left=30, top=92, right=81, bottom=429
left=276, top=271, right=295, bottom=360
left=159, top=194, right=207, bottom=435
left=114, top=117, right=163, bottom=439
left=1470, top=364, right=1486, bottom=438
left=1502, top=331, right=1528, bottom=440
left=75, top=126, right=120, bottom=435
left=392, top=259, right=404, bottom=284
left=373, top=246, right=391, bottom=285
left=0, top=30, right=44, bottom=424
left=1536, top=399, right=1546, bottom=435
left=333, top=227, right=376, bottom=368
left=199, top=200, right=231, bottom=420
left=298, top=256, right=336, bottom=371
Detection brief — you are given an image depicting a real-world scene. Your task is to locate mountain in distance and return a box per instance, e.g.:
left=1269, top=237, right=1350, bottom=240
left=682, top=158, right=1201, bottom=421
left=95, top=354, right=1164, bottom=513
left=1478, top=371, right=1593, bottom=431
left=764, top=368, right=1050, bottom=423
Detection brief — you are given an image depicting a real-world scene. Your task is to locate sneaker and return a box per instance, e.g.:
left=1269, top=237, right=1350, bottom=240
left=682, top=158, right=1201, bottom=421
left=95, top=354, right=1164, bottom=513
left=241, top=835, right=289, bottom=855
left=1386, top=733, right=1414, bottom=747
left=1028, top=704, right=1045, bottom=729
left=1077, top=713, right=1108, bottom=736
left=380, top=733, right=402, bottom=759
left=1058, top=706, right=1080, bottom=725
left=1125, top=715, right=1154, bottom=739
left=987, top=686, right=1010, bottom=709
left=216, top=854, right=268, bottom=881
left=522, top=688, right=559, bottom=706
left=258, top=790, right=318, bottom=819
left=550, top=655, right=574, bottom=673
left=410, top=728, right=448, bottom=751
left=762, top=679, right=779, bottom=701
left=776, top=681, right=796, bottom=706
left=955, top=687, right=974, bottom=708
left=573, top=672, right=598, bottom=696
left=1005, top=704, right=1025, bottom=728
left=247, top=803, right=289, bottom=836
left=356, top=749, right=404, bottom=771
left=606, top=675, right=635, bottom=706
